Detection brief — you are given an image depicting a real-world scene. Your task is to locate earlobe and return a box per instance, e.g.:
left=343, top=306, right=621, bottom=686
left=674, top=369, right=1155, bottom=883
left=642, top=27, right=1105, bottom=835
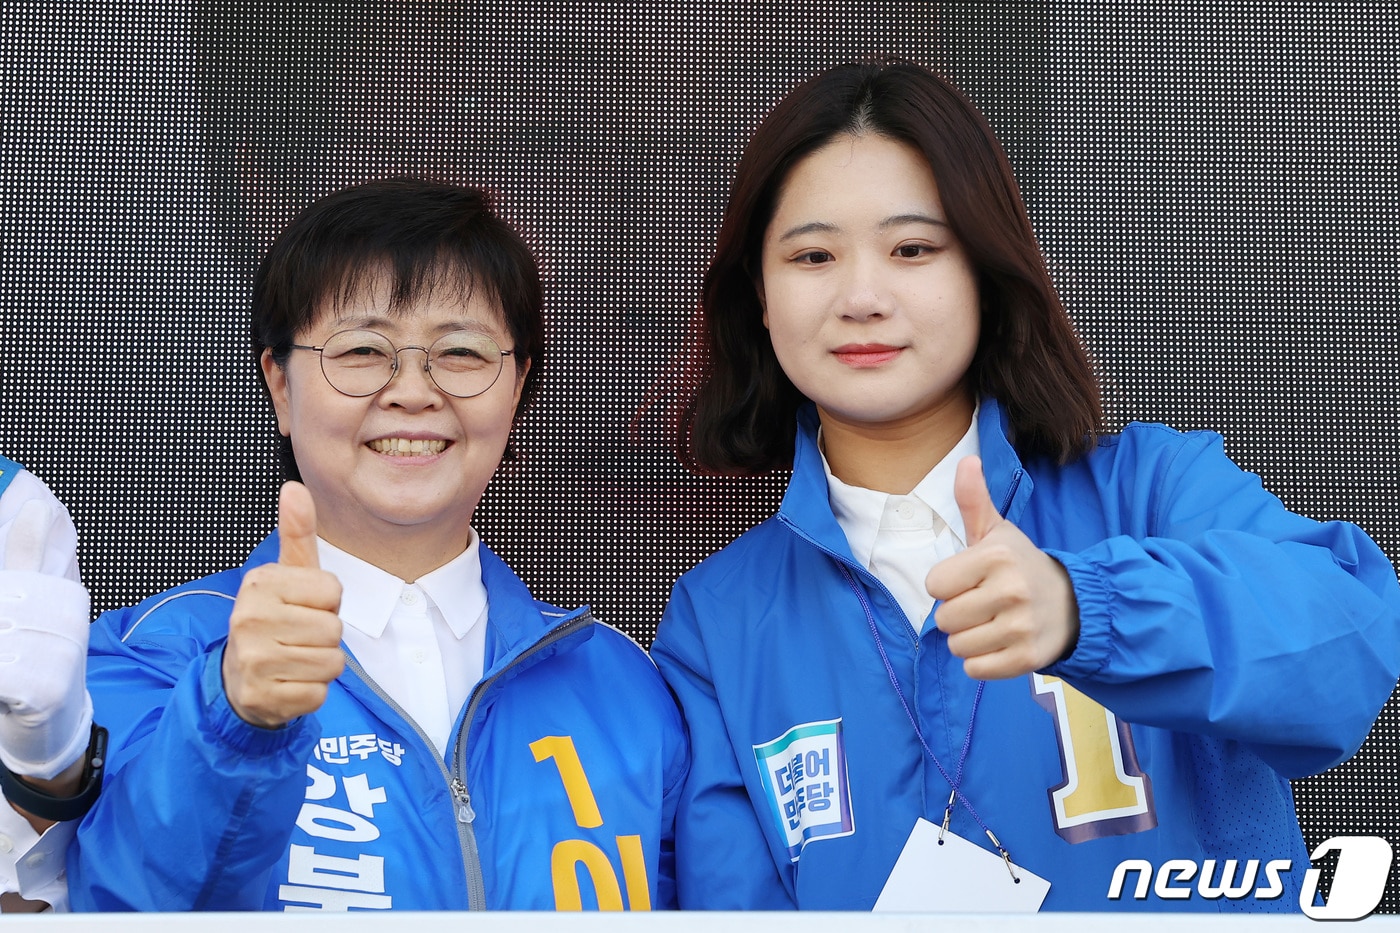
left=260, top=349, right=293, bottom=438
left=756, top=280, right=769, bottom=329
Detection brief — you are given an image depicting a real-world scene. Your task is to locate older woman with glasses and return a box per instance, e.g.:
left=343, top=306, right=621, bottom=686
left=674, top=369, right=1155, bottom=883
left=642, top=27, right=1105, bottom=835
left=67, top=177, right=687, bottom=912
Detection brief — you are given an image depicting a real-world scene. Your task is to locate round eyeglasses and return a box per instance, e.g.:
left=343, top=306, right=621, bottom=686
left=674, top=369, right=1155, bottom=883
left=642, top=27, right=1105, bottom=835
left=289, top=329, right=517, bottom=399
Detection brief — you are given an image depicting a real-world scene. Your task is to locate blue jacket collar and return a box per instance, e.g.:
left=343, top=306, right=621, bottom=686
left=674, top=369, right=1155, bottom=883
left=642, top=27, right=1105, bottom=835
left=976, top=398, right=1034, bottom=525
left=476, top=543, right=594, bottom=675
left=779, top=399, right=1032, bottom=553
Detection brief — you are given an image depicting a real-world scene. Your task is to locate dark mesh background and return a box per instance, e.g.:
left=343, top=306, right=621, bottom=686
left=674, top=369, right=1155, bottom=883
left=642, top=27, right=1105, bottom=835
left=1, top=0, right=1395, bottom=911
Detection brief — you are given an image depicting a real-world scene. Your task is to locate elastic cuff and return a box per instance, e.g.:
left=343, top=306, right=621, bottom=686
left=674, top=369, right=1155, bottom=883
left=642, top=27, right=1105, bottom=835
left=1041, top=549, right=1115, bottom=679
left=200, top=647, right=316, bottom=757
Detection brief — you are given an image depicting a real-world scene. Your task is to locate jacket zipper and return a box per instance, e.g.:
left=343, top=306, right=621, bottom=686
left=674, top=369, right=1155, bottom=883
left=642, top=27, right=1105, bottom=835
left=450, top=609, right=595, bottom=909
left=339, top=607, right=593, bottom=910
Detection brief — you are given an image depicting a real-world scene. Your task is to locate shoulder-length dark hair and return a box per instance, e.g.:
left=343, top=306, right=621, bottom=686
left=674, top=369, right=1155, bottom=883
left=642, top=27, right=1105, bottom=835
left=676, top=59, right=1101, bottom=473
left=252, top=176, right=545, bottom=480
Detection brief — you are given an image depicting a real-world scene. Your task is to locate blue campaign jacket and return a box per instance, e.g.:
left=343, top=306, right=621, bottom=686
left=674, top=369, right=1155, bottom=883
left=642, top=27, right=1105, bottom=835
left=652, top=400, right=1400, bottom=912
left=72, top=536, right=687, bottom=911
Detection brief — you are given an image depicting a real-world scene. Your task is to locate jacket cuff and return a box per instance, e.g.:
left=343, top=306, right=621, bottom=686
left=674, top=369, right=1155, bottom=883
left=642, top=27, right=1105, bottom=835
left=201, top=647, right=316, bottom=757
left=1042, top=549, right=1115, bottom=680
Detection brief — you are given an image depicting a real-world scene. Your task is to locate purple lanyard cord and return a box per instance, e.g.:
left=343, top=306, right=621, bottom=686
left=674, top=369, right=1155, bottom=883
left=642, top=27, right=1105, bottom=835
left=839, top=564, right=1018, bottom=876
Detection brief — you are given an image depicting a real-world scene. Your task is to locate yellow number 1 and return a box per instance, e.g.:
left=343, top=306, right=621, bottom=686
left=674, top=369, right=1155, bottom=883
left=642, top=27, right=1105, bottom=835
left=530, top=735, right=652, bottom=910
left=1031, top=675, right=1156, bottom=842
left=531, top=735, right=603, bottom=828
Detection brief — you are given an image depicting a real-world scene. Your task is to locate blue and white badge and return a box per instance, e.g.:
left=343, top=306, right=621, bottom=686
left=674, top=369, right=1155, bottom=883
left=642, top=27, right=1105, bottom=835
left=753, top=718, right=854, bottom=861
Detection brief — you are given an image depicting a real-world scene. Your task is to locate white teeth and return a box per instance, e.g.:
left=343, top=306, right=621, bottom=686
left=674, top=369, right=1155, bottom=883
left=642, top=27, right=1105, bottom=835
left=369, top=438, right=448, bottom=456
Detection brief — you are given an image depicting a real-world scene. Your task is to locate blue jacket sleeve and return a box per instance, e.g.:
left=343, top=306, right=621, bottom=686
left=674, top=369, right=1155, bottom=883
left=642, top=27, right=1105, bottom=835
left=70, top=602, right=316, bottom=911
left=654, top=667, right=690, bottom=911
left=650, top=583, right=796, bottom=911
left=1045, top=428, right=1400, bottom=779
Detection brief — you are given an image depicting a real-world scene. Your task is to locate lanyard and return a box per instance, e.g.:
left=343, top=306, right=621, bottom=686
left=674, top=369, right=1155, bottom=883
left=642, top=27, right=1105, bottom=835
left=838, top=564, right=1018, bottom=879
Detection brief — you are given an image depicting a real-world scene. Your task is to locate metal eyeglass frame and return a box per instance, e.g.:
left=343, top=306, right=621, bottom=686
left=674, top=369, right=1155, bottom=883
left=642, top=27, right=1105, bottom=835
left=288, top=329, right=517, bottom=399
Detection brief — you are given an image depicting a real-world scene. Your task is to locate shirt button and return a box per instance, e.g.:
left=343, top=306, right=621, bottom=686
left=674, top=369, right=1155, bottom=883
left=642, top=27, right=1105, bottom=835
left=0, top=835, right=12, bottom=854
left=401, top=590, right=419, bottom=606
left=412, top=649, right=427, bottom=663
left=896, top=502, right=915, bottom=520
left=24, top=850, right=46, bottom=867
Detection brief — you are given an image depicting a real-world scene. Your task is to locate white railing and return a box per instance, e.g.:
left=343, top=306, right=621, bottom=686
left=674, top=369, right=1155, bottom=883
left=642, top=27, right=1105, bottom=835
left=9, top=911, right=1398, bottom=932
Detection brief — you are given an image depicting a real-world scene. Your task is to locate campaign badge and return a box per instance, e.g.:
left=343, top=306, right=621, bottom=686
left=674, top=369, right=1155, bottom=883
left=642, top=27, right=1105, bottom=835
left=753, top=718, right=855, bottom=861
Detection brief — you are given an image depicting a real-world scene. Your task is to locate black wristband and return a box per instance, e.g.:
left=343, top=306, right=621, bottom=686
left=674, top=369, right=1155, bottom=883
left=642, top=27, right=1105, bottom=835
left=0, top=724, right=107, bottom=823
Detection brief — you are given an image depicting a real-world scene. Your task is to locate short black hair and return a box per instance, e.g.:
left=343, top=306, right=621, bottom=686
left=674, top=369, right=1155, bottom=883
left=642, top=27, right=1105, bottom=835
left=251, top=177, right=545, bottom=480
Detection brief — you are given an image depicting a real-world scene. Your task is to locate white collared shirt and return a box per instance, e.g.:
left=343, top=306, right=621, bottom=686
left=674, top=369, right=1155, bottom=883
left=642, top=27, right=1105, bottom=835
left=318, top=536, right=489, bottom=759
left=0, top=801, right=73, bottom=910
left=823, top=413, right=981, bottom=632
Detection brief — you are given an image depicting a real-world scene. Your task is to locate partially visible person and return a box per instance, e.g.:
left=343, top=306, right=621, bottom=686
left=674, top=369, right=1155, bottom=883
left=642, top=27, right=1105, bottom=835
left=651, top=59, right=1400, bottom=912
left=70, top=178, right=686, bottom=911
left=0, top=458, right=101, bottom=913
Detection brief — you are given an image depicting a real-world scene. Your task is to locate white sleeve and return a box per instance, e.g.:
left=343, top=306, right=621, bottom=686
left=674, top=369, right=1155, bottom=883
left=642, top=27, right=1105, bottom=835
left=0, top=794, right=74, bottom=912
left=0, top=466, right=80, bottom=912
left=17, top=819, right=74, bottom=911
left=0, top=794, right=39, bottom=897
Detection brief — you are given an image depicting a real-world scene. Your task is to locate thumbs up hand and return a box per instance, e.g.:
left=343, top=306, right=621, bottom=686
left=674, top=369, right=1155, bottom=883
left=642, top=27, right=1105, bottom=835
left=0, top=492, right=92, bottom=781
left=222, top=482, right=344, bottom=729
left=925, top=457, right=1079, bottom=680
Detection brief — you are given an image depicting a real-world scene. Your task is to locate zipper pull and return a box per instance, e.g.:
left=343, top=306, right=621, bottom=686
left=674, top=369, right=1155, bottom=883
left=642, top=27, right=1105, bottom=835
left=451, top=777, right=475, bottom=823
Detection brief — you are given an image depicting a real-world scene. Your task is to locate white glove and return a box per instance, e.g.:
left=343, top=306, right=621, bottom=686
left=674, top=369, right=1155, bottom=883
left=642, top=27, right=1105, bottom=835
left=0, top=491, right=92, bottom=781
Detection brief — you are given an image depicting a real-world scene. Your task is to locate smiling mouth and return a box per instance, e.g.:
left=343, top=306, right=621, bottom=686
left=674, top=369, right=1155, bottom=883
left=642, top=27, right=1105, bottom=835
left=368, top=438, right=450, bottom=456
left=833, top=346, right=903, bottom=367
